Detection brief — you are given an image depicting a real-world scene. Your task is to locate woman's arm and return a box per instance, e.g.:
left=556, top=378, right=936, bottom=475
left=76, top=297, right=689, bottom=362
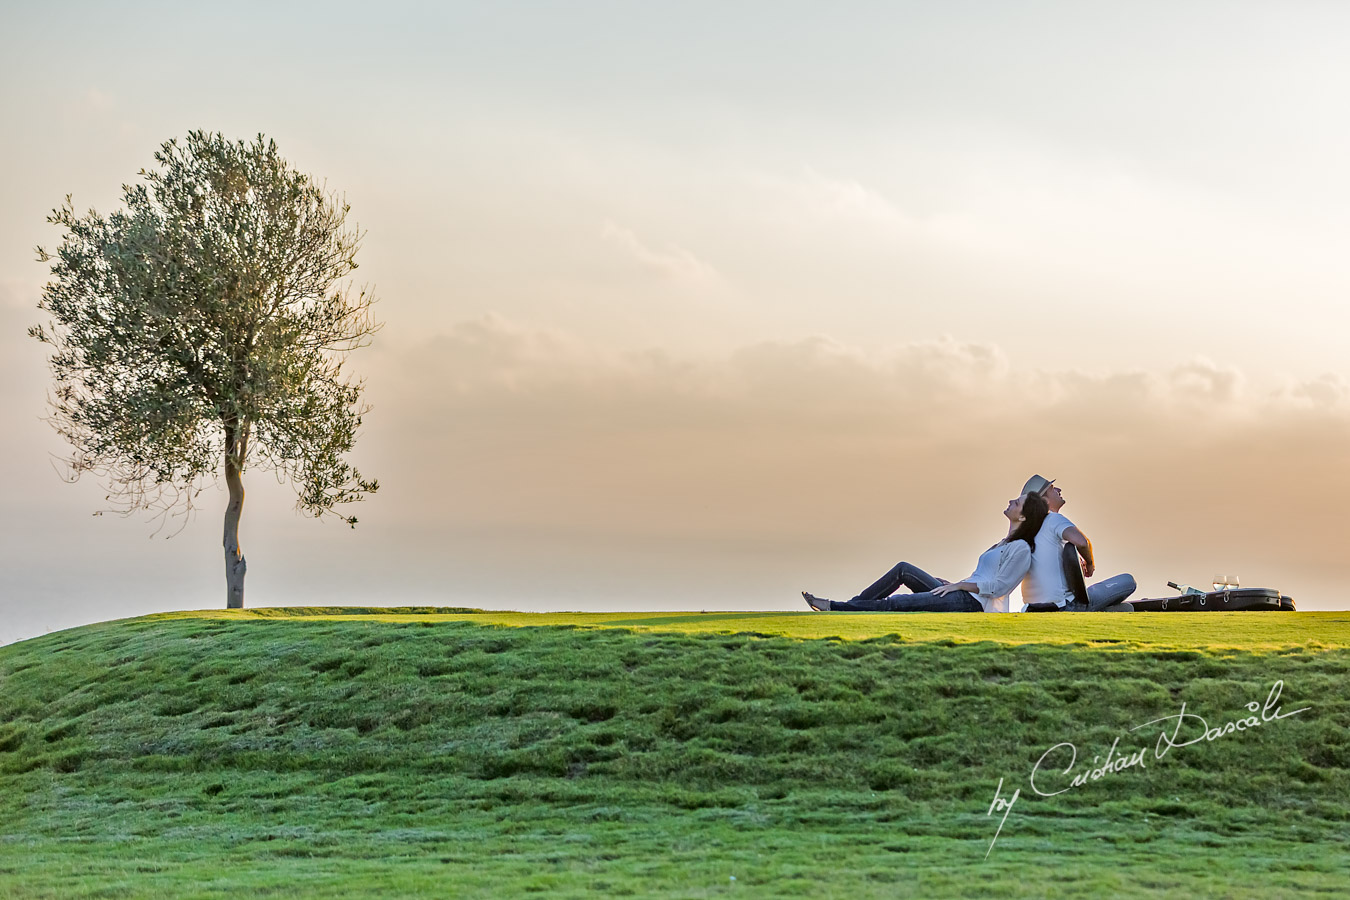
left=932, top=580, right=977, bottom=596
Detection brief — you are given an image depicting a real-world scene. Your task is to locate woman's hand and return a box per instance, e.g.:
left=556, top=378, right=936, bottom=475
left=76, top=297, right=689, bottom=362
left=933, top=581, right=974, bottom=597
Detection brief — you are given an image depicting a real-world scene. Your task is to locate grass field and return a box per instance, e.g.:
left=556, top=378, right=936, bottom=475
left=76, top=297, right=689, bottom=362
left=1, top=608, right=1347, bottom=897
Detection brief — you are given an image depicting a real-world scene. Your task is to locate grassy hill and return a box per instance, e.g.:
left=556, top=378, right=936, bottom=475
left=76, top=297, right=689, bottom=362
left=1, top=609, right=1347, bottom=897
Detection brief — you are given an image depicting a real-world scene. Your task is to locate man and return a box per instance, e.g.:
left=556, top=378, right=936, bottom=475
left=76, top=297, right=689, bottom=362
left=1018, top=474, right=1136, bottom=610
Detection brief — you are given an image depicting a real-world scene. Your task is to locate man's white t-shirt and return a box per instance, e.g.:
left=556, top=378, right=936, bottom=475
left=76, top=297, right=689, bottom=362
left=1021, top=512, right=1074, bottom=608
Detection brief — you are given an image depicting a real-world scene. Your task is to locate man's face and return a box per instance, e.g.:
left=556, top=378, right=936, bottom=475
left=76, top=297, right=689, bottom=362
left=1044, top=484, right=1064, bottom=509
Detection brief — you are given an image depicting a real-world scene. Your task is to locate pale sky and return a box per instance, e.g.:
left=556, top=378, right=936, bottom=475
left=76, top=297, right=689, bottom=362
left=4, top=2, right=1350, bottom=642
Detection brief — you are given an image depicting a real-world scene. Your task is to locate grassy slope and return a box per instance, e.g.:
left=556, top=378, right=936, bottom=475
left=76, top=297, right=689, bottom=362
left=0, top=609, right=1347, bottom=898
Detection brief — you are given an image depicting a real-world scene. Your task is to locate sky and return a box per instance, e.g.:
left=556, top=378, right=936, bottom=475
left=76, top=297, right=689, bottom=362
left=4, top=1, right=1350, bottom=643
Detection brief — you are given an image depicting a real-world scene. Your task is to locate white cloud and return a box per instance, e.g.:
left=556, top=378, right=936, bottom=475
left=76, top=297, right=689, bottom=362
left=600, top=219, right=719, bottom=283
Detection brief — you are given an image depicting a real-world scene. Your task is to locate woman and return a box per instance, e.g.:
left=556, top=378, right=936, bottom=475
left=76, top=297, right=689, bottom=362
left=803, top=492, right=1050, bottom=613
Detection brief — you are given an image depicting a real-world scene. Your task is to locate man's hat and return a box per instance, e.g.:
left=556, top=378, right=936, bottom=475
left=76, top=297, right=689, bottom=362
left=1021, top=474, right=1056, bottom=496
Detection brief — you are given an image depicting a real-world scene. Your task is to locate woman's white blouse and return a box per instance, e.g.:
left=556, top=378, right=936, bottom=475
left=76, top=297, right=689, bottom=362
left=963, top=540, right=1033, bottom=613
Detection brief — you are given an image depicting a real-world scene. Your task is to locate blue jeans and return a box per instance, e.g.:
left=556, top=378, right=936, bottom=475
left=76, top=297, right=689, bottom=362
left=831, top=562, right=983, bottom=612
left=1086, top=573, right=1137, bottom=610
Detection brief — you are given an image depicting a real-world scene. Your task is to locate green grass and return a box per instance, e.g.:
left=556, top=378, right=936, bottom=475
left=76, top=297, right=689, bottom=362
left=1, top=609, right=1347, bottom=897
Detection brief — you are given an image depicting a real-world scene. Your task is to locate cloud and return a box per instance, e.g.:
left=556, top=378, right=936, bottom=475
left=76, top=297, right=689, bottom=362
left=600, top=220, right=719, bottom=282
left=781, top=167, right=915, bottom=229
left=376, top=317, right=1346, bottom=444
left=1280, top=373, right=1350, bottom=410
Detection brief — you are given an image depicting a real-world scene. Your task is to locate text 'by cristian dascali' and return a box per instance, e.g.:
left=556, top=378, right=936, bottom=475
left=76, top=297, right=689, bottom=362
left=984, top=680, right=1310, bottom=857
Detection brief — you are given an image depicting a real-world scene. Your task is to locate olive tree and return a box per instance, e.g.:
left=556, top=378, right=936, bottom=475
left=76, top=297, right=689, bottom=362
left=31, top=131, right=379, bottom=608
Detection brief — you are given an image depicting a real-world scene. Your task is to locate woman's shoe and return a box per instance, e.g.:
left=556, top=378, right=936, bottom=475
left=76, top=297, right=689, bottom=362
left=802, top=592, right=831, bottom=611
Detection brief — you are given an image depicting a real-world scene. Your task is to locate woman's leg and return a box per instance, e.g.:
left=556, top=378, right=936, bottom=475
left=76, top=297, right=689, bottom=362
left=833, top=590, right=982, bottom=612
left=849, top=561, right=943, bottom=604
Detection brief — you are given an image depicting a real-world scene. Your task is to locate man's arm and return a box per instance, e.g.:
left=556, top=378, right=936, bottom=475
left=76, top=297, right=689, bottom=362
left=1063, top=526, right=1095, bottom=578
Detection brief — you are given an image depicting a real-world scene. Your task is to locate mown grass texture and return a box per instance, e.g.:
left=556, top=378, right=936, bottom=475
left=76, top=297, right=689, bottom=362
left=0, top=609, right=1347, bottom=897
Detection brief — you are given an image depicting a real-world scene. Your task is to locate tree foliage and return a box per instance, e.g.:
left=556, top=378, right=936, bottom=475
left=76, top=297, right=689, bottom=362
left=31, top=131, right=379, bottom=603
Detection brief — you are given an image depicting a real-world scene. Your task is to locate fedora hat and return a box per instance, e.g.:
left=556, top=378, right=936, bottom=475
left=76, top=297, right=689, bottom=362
left=1021, top=474, right=1056, bottom=496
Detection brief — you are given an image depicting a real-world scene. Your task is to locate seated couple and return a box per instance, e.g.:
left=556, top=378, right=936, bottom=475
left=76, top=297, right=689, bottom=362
left=802, top=475, right=1136, bottom=613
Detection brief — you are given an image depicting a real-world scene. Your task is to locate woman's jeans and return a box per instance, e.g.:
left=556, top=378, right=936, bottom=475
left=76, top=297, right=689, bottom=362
left=830, top=561, right=983, bottom=612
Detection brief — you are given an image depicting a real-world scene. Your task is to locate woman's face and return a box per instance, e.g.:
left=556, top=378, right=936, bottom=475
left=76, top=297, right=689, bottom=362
left=1004, top=495, right=1026, bottom=521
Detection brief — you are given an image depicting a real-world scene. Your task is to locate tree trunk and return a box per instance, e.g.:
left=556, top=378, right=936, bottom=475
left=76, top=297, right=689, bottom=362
left=223, top=426, right=247, bottom=609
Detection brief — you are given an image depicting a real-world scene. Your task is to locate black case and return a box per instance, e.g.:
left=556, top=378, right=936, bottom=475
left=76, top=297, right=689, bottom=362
left=1128, top=588, right=1286, bottom=612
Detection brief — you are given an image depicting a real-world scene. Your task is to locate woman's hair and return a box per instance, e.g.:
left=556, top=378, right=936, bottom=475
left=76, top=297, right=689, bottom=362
left=1007, top=491, right=1050, bottom=550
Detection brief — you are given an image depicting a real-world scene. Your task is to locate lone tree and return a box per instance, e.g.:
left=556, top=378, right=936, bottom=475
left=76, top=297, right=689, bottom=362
left=31, top=131, right=379, bottom=608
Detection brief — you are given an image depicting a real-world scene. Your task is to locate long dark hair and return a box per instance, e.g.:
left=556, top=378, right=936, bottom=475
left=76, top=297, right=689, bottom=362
left=1006, top=491, right=1049, bottom=551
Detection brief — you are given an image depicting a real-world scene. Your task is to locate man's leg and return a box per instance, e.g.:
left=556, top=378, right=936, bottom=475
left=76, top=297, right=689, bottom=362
left=1086, top=574, right=1137, bottom=610
left=849, top=562, right=943, bottom=604
left=834, top=590, right=983, bottom=612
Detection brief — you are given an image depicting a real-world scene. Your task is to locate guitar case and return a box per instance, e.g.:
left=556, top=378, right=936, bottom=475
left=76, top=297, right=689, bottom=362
left=1128, top=588, right=1287, bottom=612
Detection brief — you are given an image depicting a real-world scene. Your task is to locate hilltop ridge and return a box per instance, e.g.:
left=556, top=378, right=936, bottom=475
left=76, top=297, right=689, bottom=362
left=0, top=610, right=1346, bottom=897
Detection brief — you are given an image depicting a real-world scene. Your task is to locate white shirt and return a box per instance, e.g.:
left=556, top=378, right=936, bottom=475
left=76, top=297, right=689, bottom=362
left=964, top=540, right=1033, bottom=613
left=1021, top=512, right=1074, bottom=608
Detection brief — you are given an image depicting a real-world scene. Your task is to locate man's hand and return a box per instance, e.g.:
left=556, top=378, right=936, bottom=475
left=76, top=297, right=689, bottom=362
left=1081, top=558, right=1095, bottom=578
